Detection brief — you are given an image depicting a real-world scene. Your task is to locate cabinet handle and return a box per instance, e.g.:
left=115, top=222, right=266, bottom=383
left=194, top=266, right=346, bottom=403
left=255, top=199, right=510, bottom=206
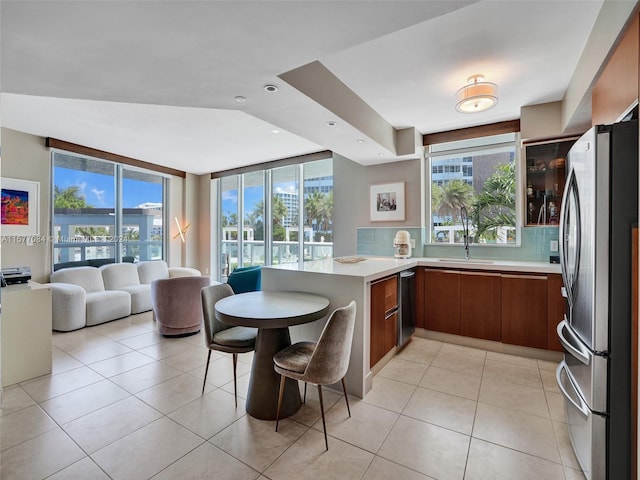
left=384, top=309, right=397, bottom=320
left=459, top=271, right=500, bottom=277
left=501, top=274, right=547, bottom=280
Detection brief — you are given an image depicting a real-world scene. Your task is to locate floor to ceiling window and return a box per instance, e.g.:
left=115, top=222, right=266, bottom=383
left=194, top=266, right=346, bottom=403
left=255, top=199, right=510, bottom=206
left=52, top=151, right=167, bottom=269
left=217, top=156, right=333, bottom=280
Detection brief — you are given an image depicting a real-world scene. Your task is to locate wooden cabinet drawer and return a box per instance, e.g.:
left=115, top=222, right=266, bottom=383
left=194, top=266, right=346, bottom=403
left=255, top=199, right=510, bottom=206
left=370, top=274, right=399, bottom=367
left=383, top=275, right=398, bottom=313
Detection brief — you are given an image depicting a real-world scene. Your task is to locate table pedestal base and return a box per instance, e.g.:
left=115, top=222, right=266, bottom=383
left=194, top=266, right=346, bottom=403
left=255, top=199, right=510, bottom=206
left=246, top=327, right=301, bottom=420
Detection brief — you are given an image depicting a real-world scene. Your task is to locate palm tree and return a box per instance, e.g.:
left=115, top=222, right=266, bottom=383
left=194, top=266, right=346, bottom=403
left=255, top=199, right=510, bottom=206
left=54, top=185, right=91, bottom=208
left=319, top=191, right=333, bottom=232
left=471, top=162, right=516, bottom=241
left=271, top=196, right=288, bottom=226
left=304, top=191, right=324, bottom=229
left=435, top=179, right=474, bottom=222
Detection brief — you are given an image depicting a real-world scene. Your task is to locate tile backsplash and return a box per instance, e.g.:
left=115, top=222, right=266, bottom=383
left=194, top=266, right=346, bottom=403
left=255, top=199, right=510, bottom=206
left=357, top=226, right=559, bottom=263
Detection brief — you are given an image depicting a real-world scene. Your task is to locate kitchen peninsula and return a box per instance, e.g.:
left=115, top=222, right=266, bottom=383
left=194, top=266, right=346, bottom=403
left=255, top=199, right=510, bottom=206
left=262, top=256, right=562, bottom=398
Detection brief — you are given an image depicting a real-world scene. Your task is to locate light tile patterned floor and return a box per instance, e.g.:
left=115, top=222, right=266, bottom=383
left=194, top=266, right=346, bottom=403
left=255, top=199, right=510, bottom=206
left=0, top=312, right=586, bottom=479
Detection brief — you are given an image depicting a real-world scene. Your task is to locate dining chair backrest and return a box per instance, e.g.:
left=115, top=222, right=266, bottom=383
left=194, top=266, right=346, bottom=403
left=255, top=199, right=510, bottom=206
left=303, top=301, right=357, bottom=386
left=201, top=283, right=235, bottom=341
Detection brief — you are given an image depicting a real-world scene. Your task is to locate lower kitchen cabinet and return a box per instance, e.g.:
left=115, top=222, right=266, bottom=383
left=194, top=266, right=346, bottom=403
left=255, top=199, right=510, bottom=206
left=422, top=267, right=560, bottom=350
left=424, top=269, right=460, bottom=335
left=460, top=271, right=502, bottom=341
left=547, top=273, right=565, bottom=352
left=370, top=274, right=398, bottom=367
left=414, top=267, right=425, bottom=329
left=501, top=273, right=548, bottom=349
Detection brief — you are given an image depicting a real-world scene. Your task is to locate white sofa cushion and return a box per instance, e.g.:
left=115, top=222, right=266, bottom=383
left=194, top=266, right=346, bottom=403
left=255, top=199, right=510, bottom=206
left=47, top=283, right=86, bottom=331
left=169, top=267, right=202, bottom=277
left=85, top=290, right=131, bottom=326
left=100, top=263, right=141, bottom=289
left=138, top=260, right=202, bottom=283
left=137, top=260, right=170, bottom=284
left=100, top=263, right=151, bottom=314
left=119, top=284, right=152, bottom=314
left=50, top=266, right=106, bottom=293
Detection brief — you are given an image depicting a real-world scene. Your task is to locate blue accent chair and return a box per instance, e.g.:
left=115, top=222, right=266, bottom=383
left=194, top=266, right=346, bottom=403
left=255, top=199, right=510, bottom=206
left=227, top=265, right=262, bottom=294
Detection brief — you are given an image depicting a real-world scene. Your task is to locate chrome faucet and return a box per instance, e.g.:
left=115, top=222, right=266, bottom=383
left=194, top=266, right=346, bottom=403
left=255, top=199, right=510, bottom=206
left=460, top=207, right=470, bottom=260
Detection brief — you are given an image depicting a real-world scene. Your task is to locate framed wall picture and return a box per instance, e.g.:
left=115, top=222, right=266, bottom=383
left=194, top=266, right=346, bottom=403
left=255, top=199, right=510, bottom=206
left=370, top=182, right=405, bottom=221
left=1, top=177, right=40, bottom=236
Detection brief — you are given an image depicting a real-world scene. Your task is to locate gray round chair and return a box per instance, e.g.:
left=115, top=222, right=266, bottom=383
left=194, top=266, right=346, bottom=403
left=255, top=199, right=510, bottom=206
left=201, top=283, right=257, bottom=405
left=273, top=300, right=357, bottom=450
left=150, top=276, right=211, bottom=336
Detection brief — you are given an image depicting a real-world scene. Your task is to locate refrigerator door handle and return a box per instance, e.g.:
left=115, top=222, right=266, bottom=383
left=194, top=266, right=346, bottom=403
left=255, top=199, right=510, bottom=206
left=556, top=361, right=590, bottom=418
left=557, top=317, right=590, bottom=365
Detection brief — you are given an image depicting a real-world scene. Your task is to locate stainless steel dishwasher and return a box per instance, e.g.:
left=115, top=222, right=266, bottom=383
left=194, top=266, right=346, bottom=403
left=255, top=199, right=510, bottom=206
left=398, top=269, right=416, bottom=348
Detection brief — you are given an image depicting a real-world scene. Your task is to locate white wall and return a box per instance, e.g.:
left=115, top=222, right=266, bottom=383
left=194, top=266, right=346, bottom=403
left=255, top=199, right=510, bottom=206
left=0, top=128, right=52, bottom=283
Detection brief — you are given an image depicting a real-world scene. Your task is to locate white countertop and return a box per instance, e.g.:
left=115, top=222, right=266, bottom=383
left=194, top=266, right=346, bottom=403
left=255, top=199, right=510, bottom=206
left=264, top=256, right=561, bottom=282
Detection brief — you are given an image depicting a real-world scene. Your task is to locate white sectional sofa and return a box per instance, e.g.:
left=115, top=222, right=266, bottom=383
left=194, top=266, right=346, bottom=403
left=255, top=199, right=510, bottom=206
left=48, top=260, right=201, bottom=331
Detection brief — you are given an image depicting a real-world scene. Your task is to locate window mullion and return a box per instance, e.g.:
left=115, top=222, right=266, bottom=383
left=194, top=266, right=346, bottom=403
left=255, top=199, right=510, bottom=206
left=238, top=174, right=244, bottom=267
left=297, top=163, right=304, bottom=269
left=115, top=164, right=123, bottom=262
left=264, top=170, right=272, bottom=266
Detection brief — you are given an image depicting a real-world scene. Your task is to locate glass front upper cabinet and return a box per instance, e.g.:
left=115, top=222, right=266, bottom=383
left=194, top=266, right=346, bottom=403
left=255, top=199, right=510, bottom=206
left=523, top=137, right=578, bottom=226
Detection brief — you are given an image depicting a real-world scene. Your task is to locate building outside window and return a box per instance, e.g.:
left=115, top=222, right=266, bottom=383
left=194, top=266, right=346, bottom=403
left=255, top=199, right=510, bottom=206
left=426, top=133, right=519, bottom=245
left=218, top=157, right=333, bottom=279
left=52, top=152, right=167, bottom=268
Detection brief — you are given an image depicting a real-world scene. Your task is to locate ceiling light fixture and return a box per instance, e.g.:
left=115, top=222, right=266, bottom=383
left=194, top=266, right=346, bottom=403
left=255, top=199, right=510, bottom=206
left=264, top=85, right=278, bottom=93
left=234, top=96, right=247, bottom=103
left=271, top=129, right=280, bottom=134
left=326, top=121, right=337, bottom=127
left=455, top=74, right=498, bottom=113
left=378, top=153, right=385, bottom=157
left=357, top=139, right=365, bottom=144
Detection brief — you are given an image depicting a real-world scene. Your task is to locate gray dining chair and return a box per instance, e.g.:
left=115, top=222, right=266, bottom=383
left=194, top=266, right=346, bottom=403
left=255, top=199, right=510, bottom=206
left=201, top=283, right=258, bottom=405
left=273, top=300, right=357, bottom=450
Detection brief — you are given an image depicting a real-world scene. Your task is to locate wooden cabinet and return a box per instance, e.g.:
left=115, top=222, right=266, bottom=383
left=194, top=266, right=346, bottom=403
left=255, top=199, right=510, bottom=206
left=424, top=269, right=501, bottom=341
left=422, top=267, right=561, bottom=350
left=414, top=267, right=425, bottom=329
left=501, top=273, right=548, bottom=349
left=547, top=273, right=565, bottom=352
left=424, top=269, right=460, bottom=335
left=370, top=274, right=398, bottom=367
left=524, top=138, right=576, bottom=226
left=460, top=271, right=502, bottom=341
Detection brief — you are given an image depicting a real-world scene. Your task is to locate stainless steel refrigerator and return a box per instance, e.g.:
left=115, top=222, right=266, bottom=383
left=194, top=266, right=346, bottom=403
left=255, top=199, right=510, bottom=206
left=556, top=119, right=637, bottom=480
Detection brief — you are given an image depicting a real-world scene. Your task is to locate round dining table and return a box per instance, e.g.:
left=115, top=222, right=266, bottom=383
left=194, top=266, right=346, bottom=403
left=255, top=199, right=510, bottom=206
left=214, top=290, right=330, bottom=420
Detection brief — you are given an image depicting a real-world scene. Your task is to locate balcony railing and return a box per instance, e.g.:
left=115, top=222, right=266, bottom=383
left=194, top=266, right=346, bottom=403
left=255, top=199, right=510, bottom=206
left=54, top=240, right=163, bottom=264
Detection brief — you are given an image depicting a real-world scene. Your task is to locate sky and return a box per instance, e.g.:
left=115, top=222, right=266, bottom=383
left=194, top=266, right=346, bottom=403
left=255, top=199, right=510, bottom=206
left=54, top=167, right=162, bottom=208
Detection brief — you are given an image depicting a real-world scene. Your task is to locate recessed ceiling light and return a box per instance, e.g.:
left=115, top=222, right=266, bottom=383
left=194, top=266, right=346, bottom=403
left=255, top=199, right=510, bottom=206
left=234, top=96, right=247, bottom=103
left=264, top=85, right=278, bottom=93
left=326, top=121, right=337, bottom=127
left=378, top=153, right=385, bottom=157
left=271, top=129, right=280, bottom=134
left=357, top=139, right=365, bottom=144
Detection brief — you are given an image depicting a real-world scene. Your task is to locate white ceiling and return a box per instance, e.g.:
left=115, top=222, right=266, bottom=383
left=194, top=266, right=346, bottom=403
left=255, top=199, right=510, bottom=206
left=1, top=1, right=604, bottom=175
